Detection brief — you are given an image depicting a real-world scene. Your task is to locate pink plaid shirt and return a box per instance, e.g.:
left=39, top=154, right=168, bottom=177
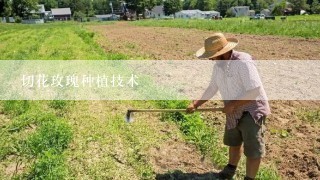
left=209, top=50, right=271, bottom=129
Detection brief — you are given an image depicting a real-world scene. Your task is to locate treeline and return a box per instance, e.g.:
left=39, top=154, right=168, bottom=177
left=0, top=0, right=320, bottom=18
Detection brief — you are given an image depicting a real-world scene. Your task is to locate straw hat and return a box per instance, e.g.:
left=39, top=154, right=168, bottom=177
left=196, top=33, right=239, bottom=59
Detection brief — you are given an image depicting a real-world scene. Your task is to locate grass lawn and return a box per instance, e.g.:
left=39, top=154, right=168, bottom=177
left=132, top=15, right=320, bottom=38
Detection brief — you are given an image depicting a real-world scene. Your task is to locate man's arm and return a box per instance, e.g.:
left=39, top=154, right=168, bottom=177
left=223, top=87, right=260, bottom=114
left=187, top=79, right=218, bottom=113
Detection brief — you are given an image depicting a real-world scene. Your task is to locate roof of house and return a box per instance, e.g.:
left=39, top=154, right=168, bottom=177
left=51, top=8, right=72, bottom=16
left=30, top=4, right=45, bottom=14
left=201, top=11, right=220, bottom=14
left=177, top=10, right=202, bottom=14
left=261, top=9, right=271, bottom=12
left=95, top=14, right=113, bottom=18
left=232, top=6, right=250, bottom=9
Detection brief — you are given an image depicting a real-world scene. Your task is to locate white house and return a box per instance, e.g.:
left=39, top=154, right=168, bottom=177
left=51, top=8, right=72, bottom=20
left=150, top=5, right=165, bottom=18
left=231, top=6, right=250, bottom=17
left=201, top=11, right=220, bottom=18
left=175, top=10, right=203, bottom=19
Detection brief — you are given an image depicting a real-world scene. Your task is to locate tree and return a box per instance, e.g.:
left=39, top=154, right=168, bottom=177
left=289, top=0, right=309, bottom=14
left=163, top=0, right=181, bottom=16
left=216, top=0, right=234, bottom=16
left=311, top=0, right=320, bottom=13
left=12, top=0, right=38, bottom=17
left=0, top=0, right=5, bottom=16
left=93, top=0, right=110, bottom=14
left=38, top=0, right=58, bottom=10
left=126, top=0, right=156, bottom=16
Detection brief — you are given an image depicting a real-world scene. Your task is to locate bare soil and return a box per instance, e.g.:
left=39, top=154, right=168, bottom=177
left=89, top=22, right=320, bottom=179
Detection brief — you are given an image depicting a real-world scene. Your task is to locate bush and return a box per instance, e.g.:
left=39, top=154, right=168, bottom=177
left=73, top=11, right=86, bottom=21
left=226, top=8, right=235, bottom=17
left=15, top=16, right=22, bottom=23
left=272, top=4, right=284, bottom=16
left=48, top=100, right=68, bottom=110
left=24, top=118, right=72, bottom=156
left=3, top=100, right=29, bottom=116
left=25, top=149, right=68, bottom=179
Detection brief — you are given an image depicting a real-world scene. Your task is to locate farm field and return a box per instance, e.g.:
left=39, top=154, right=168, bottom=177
left=0, top=20, right=319, bottom=180
left=133, top=15, right=320, bottom=38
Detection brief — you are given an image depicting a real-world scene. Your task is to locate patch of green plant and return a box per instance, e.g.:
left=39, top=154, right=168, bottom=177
left=256, top=164, right=281, bottom=180
left=156, top=100, right=228, bottom=166
left=270, top=128, right=290, bottom=138
left=48, top=100, right=68, bottom=110
left=132, top=16, right=320, bottom=38
left=24, top=118, right=72, bottom=156
left=21, top=149, right=69, bottom=180
left=8, top=112, right=58, bottom=133
left=297, top=108, right=320, bottom=124
left=3, top=100, right=30, bottom=117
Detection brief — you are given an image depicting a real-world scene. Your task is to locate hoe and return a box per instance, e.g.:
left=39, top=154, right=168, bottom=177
left=125, top=107, right=223, bottom=122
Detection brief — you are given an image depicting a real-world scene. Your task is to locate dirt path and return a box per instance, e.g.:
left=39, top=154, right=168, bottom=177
left=91, top=22, right=320, bottom=60
left=89, top=22, right=320, bottom=179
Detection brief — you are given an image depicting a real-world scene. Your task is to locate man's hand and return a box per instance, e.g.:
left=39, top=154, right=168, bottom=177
left=186, top=102, right=197, bottom=114
left=223, top=102, right=236, bottom=114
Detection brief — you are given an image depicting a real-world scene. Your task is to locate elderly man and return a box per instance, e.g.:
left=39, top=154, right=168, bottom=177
left=187, top=33, right=270, bottom=180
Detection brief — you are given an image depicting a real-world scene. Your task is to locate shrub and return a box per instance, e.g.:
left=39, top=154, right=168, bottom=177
left=24, top=118, right=72, bottom=156
left=3, top=100, right=30, bottom=116
left=15, top=16, right=22, bottom=23
left=48, top=100, right=68, bottom=110
left=25, top=149, right=68, bottom=179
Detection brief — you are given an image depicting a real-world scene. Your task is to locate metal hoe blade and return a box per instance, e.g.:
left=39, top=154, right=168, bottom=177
left=125, top=110, right=134, bottom=123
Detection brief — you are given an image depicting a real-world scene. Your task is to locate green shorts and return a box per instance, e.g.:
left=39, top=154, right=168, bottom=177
left=223, top=111, right=266, bottom=158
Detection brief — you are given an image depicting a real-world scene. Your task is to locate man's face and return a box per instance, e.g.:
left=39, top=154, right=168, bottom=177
left=209, top=51, right=232, bottom=61
left=209, top=54, right=225, bottom=61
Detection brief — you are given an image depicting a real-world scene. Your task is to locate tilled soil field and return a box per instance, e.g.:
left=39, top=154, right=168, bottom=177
left=90, top=22, right=320, bottom=179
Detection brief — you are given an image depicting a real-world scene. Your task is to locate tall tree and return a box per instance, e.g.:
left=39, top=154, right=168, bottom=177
left=38, top=0, right=58, bottom=10
left=126, top=0, right=156, bottom=16
left=0, top=0, right=5, bottom=15
left=217, top=0, right=234, bottom=16
left=12, top=0, right=38, bottom=17
left=311, top=0, right=320, bottom=13
left=289, top=0, right=309, bottom=14
left=163, top=0, right=181, bottom=16
left=93, top=0, right=110, bottom=14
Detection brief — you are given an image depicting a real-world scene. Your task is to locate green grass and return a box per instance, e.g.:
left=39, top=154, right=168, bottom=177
left=297, top=108, right=320, bottom=124
left=132, top=15, right=320, bottom=38
left=0, top=22, right=126, bottom=60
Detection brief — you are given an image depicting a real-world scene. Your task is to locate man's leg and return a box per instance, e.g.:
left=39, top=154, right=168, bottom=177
left=238, top=112, right=266, bottom=179
left=219, top=127, right=243, bottom=179
left=229, top=145, right=242, bottom=166
left=246, top=157, right=261, bottom=178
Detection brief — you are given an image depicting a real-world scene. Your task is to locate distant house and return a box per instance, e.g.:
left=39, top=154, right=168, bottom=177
left=30, top=4, right=46, bottom=19
left=150, top=5, right=165, bottom=18
left=249, top=10, right=255, bottom=16
left=231, top=6, right=250, bottom=17
left=201, top=11, right=220, bottom=18
left=51, top=8, right=72, bottom=20
left=1, top=17, right=5, bottom=23
left=175, top=10, right=203, bottom=19
left=261, top=9, right=271, bottom=16
left=95, top=14, right=120, bottom=21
